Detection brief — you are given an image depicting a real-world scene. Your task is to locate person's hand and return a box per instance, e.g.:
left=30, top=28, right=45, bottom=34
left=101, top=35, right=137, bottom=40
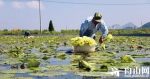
left=99, top=38, right=103, bottom=44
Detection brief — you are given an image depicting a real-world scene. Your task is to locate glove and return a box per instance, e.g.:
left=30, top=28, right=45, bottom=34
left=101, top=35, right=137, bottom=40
left=99, top=38, right=103, bottom=44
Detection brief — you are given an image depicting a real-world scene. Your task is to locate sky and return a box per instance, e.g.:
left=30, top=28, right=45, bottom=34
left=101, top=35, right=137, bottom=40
left=0, top=0, right=150, bottom=31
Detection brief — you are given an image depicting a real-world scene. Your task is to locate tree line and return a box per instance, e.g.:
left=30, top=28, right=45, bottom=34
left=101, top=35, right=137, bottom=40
left=1, top=20, right=150, bottom=35
left=0, top=28, right=150, bottom=35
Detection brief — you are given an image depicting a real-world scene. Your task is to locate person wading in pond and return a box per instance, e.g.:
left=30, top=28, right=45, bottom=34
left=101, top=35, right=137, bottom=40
left=24, top=30, right=30, bottom=38
left=79, top=12, right=109, bottom=44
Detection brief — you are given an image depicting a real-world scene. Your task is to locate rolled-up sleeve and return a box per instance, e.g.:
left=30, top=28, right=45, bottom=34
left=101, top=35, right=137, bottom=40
left=99, top=20, right=109, bottom=38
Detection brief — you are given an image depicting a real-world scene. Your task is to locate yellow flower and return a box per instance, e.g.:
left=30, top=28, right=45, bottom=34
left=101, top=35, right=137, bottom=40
left=84, top=39, right=89, bottom=44
left=83, top=36, right=88, bottom=39
left=89, top=41, right=95, bottom=46
left=74, top=41, right=79, bottom=46
left=78, top=40, right=84, bottom=46
left=107, top=34, right=113, bottom=39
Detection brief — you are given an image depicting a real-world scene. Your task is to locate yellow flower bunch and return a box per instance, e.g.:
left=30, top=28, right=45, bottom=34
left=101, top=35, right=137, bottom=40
left=70, top=36, right=97, bottom=46
left=106, top=34, right=113, bottom=39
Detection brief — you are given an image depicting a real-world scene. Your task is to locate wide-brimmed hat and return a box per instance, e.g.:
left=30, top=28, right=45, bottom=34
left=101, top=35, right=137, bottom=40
left=94, top=12, right=102, bottom=22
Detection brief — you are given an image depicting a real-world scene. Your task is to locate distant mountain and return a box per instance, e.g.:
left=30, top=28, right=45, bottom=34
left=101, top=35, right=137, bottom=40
left=140, top=22, right=150, bottom=28
left=110, top=24, right=122, bottom=29
left=122, top=22, right=138, bottom=30
left=109, top=22, right=140, bottom=30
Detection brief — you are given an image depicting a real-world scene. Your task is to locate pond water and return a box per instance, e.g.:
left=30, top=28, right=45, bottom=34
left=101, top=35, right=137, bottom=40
left=15, top=47, right=150, bottom=79
left=5, top=46, right=148, bottom=79
left=56, top=47, right=150, bottom=79
left=48, top=55, right=71, bottom=66
left=1, top=35, right=150, bottom=79
left=135, top=58, right=150, bottom=62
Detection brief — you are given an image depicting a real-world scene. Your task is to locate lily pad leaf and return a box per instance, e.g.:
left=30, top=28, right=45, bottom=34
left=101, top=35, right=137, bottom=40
left=121, top=55, right=135, bottom=63
left=29, top=72, right=67, bottom=76
left=141, top=62, right=150, bottom=66
left=75, top=72, right=117, bottom=77
left=0, top=69, right=33, bottom=74
left=0, top=74, right=14, bottom=79
left=27, top=59, right=40, bottom=68
left=131, top=54, right=146, bottom=58
left=14, top=77, right=34, bottom=79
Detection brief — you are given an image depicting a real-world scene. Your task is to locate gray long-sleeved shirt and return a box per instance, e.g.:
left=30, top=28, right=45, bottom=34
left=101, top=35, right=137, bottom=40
left=79, top=16, right=108, bottom=39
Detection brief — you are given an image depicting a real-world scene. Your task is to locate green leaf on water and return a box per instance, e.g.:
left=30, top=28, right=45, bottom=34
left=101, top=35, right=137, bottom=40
left=27, top=59, right=40, bottom=68
left=54, top=52, right=67, bottom=60
left=131, top=54, right=146, bottom=58
left=57, top=52, right=66, bottom=57
left=0, top=69, right=33, bottom=74
left=69, top=55, right=82, bottom=60
left=75, top=72, right=116, bottom=77
left=4, top=58, right=22, bottom=65
left=14, top=77, right=34, bottom=79
left=29, top=67, right=49, bottom=71
left=42, top=50, right=49, bottom=53
left=29, top=72, right=67, bottom=76
left=78, top=60, right=100, bottom=71
left=121, top=55, right=135, bottom=63
left=0, top=59, right=7, bottom=64
left=108, top=52, right=116, bottom=54
left=141, top=62, right=150, bottom=66
left=45, top=64, right=80, bottom=72
left=0, top=74, right=14, bottom=79
left=42, top=56, right=50, bottom=60
left=100, top=65, right=108, bottom=72
left=111, top=62, right=141, bottom=69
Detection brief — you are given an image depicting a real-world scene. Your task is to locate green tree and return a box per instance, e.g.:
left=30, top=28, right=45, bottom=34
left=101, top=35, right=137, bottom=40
left=3, top=29, right=8, bottom=32
left=48, top=20, right=54, bottom=32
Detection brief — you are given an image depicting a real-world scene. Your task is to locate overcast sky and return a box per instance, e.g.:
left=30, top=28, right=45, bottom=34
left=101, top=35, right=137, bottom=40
left=0, top=0, right=150, bottom=31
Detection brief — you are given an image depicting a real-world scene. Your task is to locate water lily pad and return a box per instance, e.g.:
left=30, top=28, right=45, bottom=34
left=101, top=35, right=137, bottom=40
left=42, top=50, right=49, bottom=53
left=54, top=52, right=67, bottom=60
left=14, top=77, right=34, bottom=79
left=4, top=58, right=22, bottom=65
left=111, top=62, right=141, bottom=69
left=108, top=52, right=116, bottom=54
left=78, top=60, right=100, bottom=71
left=0, top=69, right=33, bottom=74
left=69, top=55, right=82, bottom=60
left=121, top=55, right=135, bottom=63
left=100, top=65, right=108, bottom=72
left=46, top=65, right=77, bottom=71
left=0, top=59, right=7, bottom=64
left=131, top=54, right=146, bottom=58
left=75, top=72, right=116, bottom=77
left=56, top=52, right=66, bottom=57
left=27, top=59, right=40, bottom=68
left=42, top=56, right=50, bottom=60
left=29, top=72, right=67, bottom=76
left=141, top=62, right=150, bottom=66
left=29, top=67, right=49, bottom=71
left=0, top=74, right=14, bottom=79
